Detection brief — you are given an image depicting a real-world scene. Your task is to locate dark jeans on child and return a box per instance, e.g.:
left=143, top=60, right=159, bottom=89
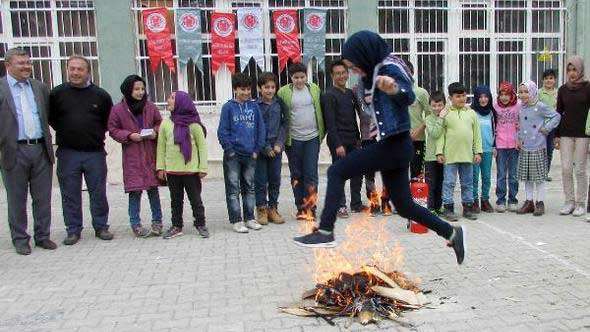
left=223, top=153, right=256, bottom=223
left=330, top=144, right=362, bottom=209
left=255, top=152, right=282, bottom=208
left=424, top=161, right=444, bottom=210
left=128, top=187, right=162, bottom=227
left=167, top=174, right=205, bottom=228
left=496, top=148, right=519, bottom=205
left=318, top=132, right=453, bottom=240
left=285, top=137, right=320, bottom=210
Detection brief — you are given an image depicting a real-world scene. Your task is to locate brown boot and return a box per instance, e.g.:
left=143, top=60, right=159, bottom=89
left=481, top=199, right=494, bottom=213
left=517, top=200, right=535, bottom=214
left=533, top=201, right=545, bottom=216
left=472, top=200, right=481, bottom=214
left=267, top=207, right=285, bottom=224
left=256, top=207, right=269, bottom=225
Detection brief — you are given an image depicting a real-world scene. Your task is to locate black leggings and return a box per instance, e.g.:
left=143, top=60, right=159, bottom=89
left=319, top=132, right=454, bottom=240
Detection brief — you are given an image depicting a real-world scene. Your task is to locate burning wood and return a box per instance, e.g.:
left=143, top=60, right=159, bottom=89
left=284, top=215, right=429, bottom=325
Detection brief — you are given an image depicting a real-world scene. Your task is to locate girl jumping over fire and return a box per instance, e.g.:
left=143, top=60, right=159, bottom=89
left=294, top=31, right=466, bottom=265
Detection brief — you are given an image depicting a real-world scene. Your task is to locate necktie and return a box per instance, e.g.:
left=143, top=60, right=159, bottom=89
left=19, top=82, right=35, bottom=139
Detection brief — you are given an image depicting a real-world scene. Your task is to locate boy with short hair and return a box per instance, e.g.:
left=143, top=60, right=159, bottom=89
left=218, top=73, right=266, bottom=233
left=436, top=82, right=482, bottom=221
left=424, top=91, right=446, bottom=215
left=538, top=68, right=558, bottom=181
left=254, top=72, right=288, bottom=225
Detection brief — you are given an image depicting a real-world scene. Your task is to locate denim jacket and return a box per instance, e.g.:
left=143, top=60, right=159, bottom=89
left=370, top=63, right=416, bottom=139
left=256, top=97, right=288, bottom=153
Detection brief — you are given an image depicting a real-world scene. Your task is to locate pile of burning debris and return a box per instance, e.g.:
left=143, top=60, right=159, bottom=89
left=283, top=215, right=430, bottom=325
left=280, top=265, right=429, bottom=325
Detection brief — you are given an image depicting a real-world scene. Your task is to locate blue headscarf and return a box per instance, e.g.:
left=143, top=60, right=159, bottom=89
left=472, top=85, right=494, bottom=116
left=341, top=31, right=412, bottom=89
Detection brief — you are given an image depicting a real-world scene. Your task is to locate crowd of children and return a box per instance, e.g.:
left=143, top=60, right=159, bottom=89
left=107, top=52, right=589, bottom=240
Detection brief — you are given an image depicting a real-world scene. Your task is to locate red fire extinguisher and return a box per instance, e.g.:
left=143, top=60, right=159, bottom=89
left=409, top=177, right=429, bottom=234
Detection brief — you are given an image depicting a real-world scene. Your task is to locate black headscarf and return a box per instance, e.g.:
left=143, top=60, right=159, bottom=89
left=120, top=75, right=147, bottom=115
left=341, top=30, right=412, bottom=89
left=472, top=85, right=494, bottom=116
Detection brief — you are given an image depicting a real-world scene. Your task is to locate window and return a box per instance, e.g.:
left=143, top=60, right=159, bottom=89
left=0, top=0, right=100, bottom=88
left=460, top=38, right=490, bottom=90
left=133, top=0, right=348, bottom=107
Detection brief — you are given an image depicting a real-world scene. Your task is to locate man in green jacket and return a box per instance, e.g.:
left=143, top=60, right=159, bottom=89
left=277, top=63, right=325, bottom=220
left=405, top=60, right=431, bottom=179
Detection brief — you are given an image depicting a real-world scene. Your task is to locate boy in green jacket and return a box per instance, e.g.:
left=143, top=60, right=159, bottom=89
left=424, top=91, right=446, bottom=215
left=436, top=83, right=483, bottom=221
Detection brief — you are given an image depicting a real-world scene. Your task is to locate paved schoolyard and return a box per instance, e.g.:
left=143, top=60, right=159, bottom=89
left=0, top=164, right=589, bottom=332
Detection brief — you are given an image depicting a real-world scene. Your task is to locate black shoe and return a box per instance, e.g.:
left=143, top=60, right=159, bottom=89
left=447, top=226, right=466, bottom=265
left=63, top=233, right=80, bottom=246
left=163, top=226, right=183, bottom=239
left=351, top=204, right=370, bottom=213
left=196, top=225, right=210, bottom=238
left=369, top=204, right=381, bottom=217
left=15, top=243, right=32, bottom=255
left=35, top=239, right=57, bottom=250
left=293, top=230, right=337, bottom=248
left=441, top=205, right=459, bottom=222
left=462, top=204, right=478, bottom=220
left=95, top=229, right=114, bottom=241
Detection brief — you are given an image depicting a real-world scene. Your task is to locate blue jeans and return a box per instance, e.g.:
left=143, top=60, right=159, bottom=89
left=128, top=187, right=162, bottom=227
left=473, top=152, right=493, bottom=201
left=223, top=153, right=256, bottom=223
left=285, top=138, right=320, bottom=210
left=318, top=132, right=453, bottom=240
left=496, top=148, right=519, bottom=205
left=443, top=163, right=474, bottom=205
left=56, top=148, right=109, bottom=236
left=255, top=152, right=282, bottom=208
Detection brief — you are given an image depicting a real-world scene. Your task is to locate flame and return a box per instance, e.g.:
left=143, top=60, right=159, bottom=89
left=298, top=186, right=318, bottom=234
left=312, top=215, right=405, bottom=284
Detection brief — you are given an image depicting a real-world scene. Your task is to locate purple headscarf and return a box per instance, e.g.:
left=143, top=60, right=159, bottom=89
left=170, top=91, right=207, bottom=163
left=519, top=80, right=539, bottom=106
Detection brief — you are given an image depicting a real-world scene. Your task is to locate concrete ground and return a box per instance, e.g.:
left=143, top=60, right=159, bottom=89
left=0, top=163, right=589, bottom=332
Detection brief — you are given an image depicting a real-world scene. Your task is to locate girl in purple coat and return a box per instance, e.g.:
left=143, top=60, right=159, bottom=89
left=108, top=75, right=163, bottom=237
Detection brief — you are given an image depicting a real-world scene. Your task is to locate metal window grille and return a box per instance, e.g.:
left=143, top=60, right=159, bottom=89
left=378, top=0, right=566, bottom=96
left=0, top=0, right=100, bottom=88
left=132, top=0, right=347, bottom=108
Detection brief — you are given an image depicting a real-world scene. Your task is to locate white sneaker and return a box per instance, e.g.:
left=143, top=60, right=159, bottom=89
left=560, top=203, right=575, bottom=215
left=508, top=203, right=518, bottom=212
left=572, top=205, right=586, bottom=217
left=245, top=220, right=262, bottom=230
left=496, top=204, right=506, bottom=213
left=586, top=214, right=590, bottom=222
left=233, top=222, right=249, bottom=233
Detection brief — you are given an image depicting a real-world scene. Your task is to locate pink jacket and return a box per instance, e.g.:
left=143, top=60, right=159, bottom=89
left=108, top=100, right=162, bottom=193
left=494, top=102, right=521, bottom=149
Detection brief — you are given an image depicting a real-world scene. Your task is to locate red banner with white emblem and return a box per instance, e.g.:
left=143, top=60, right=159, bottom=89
left=272, top=10, right=301, bottom=72
left=142, top=7, right=175, bottom=73
left=210, top=12, right=236, bottom=75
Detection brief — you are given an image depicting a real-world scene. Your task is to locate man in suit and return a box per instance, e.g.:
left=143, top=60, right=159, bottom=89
left=0, top=47, right=56, bottom=255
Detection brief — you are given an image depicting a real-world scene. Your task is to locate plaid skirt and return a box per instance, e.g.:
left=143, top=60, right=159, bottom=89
left=517, top=148, right=548, bottom=182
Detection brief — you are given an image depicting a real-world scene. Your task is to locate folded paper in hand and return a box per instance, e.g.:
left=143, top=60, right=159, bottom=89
left=140, top=129, right=154, bottom=137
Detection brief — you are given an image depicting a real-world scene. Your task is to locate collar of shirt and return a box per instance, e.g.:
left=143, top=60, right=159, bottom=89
left=6, top=73, right=29, bottom=87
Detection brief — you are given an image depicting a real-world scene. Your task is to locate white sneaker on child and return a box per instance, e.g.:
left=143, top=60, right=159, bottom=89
left=508, top=203, right=518, bottom=212
left=572, top=205, right=585, bottom=217
left=233, top=222, right=249, bottom=233
left=246, top=220, right=262, bottom=230
left=560, top=203, right=575, bottom=215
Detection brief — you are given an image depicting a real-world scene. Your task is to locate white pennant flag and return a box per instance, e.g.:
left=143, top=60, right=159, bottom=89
left=237, top=7, right=264, bottom=71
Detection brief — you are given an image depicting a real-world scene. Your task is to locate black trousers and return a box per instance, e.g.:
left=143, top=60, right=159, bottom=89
left=319, top=132, right=454, bottom=240
left=167, top=174, right=205, bottom=228
left=424, top=161, right=444, bottom=210
left=410, top=140, right=425, bottom=179
left=330, top=143, right=363, bottom=209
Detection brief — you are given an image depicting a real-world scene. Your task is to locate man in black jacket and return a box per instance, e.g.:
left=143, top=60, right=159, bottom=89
left=49, top=55, right=114, bottom=245
left=322, top=60, right=368, bottom=218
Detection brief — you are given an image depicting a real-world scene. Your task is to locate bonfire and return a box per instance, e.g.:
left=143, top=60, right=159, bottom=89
left=282, top=212, right=430, bottom=325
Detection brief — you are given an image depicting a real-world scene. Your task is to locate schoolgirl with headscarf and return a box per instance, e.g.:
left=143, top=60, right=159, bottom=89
left=293, top=31, right=465, bottom=266
left=556, top=55, right=590, bottom=218
left=515, top=81, right=561, bottom=217
left=108, top=75, right=163, bottom=238
left=471, top=85, right=495, bottom=213
left=156, top=91, right=209, bottom=239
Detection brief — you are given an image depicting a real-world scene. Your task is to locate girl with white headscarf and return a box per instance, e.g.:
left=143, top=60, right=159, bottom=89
left=516, top=80, right=561, bottom=216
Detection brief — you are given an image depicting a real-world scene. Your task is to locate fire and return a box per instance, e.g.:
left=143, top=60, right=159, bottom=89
left=298, top=187, right=318, bottom=234
left=311, top=215, right=405, bottom=284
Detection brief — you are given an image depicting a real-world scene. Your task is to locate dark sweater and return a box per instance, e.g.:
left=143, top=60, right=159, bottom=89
left=49, top=83, right=113, bottom=151
left=321, top=86, right=361, bottom=150
left=555, top=82, right=590, bottom=138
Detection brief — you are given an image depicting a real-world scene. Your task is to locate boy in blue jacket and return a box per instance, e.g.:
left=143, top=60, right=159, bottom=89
left=218, top=73, right=266, bottom=233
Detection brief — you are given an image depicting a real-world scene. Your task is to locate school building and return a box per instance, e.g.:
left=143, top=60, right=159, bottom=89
left=0, top=0, right=588, bottom=181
